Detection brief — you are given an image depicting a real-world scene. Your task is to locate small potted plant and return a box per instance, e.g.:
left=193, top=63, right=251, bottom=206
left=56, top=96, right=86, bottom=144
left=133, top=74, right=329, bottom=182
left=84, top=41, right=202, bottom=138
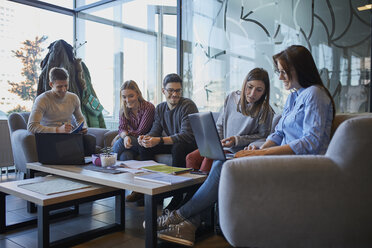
left=99, top=146, right=117, bottom=167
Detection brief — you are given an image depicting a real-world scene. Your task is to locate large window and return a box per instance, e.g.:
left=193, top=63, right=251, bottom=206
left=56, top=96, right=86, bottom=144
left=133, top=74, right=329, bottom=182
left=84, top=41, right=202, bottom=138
left=76, top=0, right=177, bottom=129
left=0, top=0, right=177, bottom=130
left=0, top=0, right=72, bottom=118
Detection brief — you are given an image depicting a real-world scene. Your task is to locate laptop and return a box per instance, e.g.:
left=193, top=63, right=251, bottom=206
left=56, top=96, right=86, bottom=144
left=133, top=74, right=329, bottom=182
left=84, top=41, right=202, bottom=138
left=35, top=133, right=85, bottom=165
left=189, top=112, right=235, bottom=161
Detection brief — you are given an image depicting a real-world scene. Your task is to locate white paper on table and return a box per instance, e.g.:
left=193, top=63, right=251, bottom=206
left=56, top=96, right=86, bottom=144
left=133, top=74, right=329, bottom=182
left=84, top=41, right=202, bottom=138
left=116, top=167, right=144, bottom=174
left=116, top=160, right=164, bottom=169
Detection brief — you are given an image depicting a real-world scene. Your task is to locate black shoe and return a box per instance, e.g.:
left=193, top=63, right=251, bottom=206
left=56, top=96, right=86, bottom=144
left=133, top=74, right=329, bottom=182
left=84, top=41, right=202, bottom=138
left=126, top=192, right=144, bottom=202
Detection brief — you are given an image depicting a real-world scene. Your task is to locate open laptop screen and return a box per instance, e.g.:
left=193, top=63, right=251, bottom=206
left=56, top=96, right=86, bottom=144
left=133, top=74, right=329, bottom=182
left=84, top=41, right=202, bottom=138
left=35, top=133, right=85, bottom=165
left=189, top=112, right=228, bottom=161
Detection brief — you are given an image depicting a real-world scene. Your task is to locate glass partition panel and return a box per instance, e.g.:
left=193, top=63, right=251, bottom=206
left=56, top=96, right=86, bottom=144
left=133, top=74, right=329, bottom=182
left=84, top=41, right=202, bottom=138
left=76, top=0, right=177, bottom=129
left=182, top=0, right=371, bottom=113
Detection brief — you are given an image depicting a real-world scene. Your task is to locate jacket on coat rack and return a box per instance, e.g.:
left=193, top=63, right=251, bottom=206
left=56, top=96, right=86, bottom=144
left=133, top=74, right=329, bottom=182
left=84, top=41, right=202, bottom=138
left=37, top=39, right=106, bottom=128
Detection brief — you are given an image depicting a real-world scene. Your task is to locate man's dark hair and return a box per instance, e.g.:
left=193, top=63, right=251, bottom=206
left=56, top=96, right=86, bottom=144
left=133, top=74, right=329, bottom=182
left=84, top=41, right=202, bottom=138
left=49, top=67, right=69, bottom=83
left=163, top=73, right=182, bottom=88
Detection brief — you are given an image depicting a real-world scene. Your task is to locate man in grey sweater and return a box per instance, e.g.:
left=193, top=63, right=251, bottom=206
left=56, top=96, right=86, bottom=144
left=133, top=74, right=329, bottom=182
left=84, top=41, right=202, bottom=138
left=138, top=73, right=198, bottom=166
left=138, top=73, right=198, bottom=210
left=28, top=67, right=95, bottom=155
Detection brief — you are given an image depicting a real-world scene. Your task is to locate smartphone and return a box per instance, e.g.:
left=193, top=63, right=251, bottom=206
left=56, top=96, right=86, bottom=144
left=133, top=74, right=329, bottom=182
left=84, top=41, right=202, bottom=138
left=190, top=169, right=209, bottom=175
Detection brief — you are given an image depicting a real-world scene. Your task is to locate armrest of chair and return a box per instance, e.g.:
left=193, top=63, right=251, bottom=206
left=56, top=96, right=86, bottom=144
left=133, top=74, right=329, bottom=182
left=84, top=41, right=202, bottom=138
left=104, top=130, right=118, bottom=147
left=218, top=155, right=358, bottom=247
left=87, top=128, right=110, bottom=149
left=11, top=129, right=38, bottom=173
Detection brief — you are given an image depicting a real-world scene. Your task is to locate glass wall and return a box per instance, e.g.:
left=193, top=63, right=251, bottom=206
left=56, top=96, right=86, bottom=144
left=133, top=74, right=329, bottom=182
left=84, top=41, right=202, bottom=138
left=0, top=0, right=177, bottom=129
left=0, top=0, right=72, bottom=118
left=76, top=0, right=177, bottom=129
left=182, top=0, right=371, bottom=113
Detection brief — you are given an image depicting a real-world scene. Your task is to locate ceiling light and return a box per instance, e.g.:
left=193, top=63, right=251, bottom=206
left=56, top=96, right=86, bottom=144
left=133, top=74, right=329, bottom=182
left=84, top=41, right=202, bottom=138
left=357, top=4, right=372, bottom=11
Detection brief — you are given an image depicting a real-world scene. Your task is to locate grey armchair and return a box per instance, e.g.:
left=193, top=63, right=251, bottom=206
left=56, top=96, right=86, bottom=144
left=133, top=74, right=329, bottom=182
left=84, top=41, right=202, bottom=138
left=218, top=113, right=372, bottom=248
left=8, top=112, right=111, bottom=175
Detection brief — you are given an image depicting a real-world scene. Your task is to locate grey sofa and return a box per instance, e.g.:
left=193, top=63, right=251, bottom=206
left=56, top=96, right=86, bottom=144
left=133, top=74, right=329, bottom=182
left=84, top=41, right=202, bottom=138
left=218, top=113, right=372, bottom=248
left=8, top=112, right=112, bottom=175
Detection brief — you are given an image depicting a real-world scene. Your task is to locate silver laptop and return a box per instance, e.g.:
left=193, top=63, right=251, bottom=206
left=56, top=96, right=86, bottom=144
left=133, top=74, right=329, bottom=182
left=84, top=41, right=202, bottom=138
left=189, top=112, right=234, bottom=161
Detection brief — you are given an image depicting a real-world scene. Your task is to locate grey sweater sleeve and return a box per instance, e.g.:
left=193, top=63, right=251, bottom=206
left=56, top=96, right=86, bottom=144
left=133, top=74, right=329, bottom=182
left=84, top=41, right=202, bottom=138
left=234, top=108, right=274, bottom=147
left=147, top=105, right=164, bottom=137
left=169, top=99, right=199, bottom=143
left=28, top=94, right=57, bottom=133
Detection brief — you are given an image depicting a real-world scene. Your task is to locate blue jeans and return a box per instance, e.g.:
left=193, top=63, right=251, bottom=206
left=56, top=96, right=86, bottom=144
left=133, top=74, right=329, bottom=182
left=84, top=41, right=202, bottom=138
left=178, top=160, right=224, bottom=226
left=112, top=137, right=139, bottom=161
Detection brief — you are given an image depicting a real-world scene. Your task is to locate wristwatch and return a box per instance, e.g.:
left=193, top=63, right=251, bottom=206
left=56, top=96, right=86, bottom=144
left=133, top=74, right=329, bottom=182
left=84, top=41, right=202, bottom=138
left=158, top=137, right=164, bottom=145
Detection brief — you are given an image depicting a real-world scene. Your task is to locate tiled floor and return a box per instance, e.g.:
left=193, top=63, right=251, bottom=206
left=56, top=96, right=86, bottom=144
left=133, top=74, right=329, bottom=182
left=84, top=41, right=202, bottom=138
left=0, top=172, right=232, bottom=248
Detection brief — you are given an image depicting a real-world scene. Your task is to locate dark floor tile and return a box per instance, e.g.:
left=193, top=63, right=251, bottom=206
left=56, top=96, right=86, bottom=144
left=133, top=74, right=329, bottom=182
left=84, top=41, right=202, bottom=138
left=52, top=215, right=108, bottom=235
left=8, top=228, right=71, bottom=248
left=5, top=196, right=27, bottom=212
left=0, top=239, right=24, bottom=248
left=72, top=231, right=141, bottom=248
left=94, top=196, right=115, bottom=207
left=4, top=211, right=33, bottom=226
left=9, top=208, right=37, bottom=219
left=78, top=202, right=113, bottom=216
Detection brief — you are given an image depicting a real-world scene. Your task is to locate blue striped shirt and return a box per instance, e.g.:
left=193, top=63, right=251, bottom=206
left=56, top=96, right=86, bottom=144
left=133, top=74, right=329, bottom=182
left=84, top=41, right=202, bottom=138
left=267, top=86, right=333, bottom=155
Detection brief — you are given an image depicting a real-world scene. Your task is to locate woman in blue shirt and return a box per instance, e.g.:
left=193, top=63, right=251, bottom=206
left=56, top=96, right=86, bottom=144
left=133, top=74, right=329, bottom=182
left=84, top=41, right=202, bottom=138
left=154, top=45, right=335, bottom=247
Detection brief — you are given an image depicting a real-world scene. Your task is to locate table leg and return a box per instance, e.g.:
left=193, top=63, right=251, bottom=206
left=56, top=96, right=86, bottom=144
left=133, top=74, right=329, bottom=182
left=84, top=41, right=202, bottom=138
left=37, top=205, right=50, bottom=248
left=27, top=169, right=37, bottom=213
left=115, top=190, right=125, bottom=229
left=0, top=192, right=5, bottom=233
left=145, top=194, right=157, bottom=248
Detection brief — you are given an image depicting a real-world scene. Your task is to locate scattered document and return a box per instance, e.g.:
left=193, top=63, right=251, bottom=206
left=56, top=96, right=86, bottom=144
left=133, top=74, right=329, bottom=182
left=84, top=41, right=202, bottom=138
left=134, top=173, right=193, bottom=185
left=18, top=177, right=91, bottom=195
left=118, top=160, right=164, bottom=169
left=141, top=165, right=192, bottom=174
left=116, top=167, right=144, bottom=174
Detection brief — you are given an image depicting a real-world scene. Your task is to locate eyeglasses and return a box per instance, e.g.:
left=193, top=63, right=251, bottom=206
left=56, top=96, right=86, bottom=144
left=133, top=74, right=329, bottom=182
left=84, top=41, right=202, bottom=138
left=164, top=88, right=183, bottom=94
left=274, top=69, right=287, bottom=76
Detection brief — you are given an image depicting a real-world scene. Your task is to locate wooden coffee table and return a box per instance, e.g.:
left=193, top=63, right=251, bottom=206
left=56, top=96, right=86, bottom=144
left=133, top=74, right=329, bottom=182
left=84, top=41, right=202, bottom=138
left=0, top=175, right=125, bottom=248
left=26, top=162, right=206, bottom=248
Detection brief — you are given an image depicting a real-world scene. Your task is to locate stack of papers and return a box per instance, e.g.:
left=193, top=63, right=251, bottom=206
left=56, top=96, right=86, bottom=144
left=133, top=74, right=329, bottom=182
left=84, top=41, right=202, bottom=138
left=141, top=164, right=192, bottom=175
left=134, top=173, right=193, bottom=185
left=118, top=160, right=162, bottom=169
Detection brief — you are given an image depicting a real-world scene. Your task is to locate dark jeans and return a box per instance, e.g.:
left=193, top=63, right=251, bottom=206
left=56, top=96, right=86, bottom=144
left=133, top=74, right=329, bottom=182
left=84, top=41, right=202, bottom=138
left=138, top=141, right=197, bottom=167
left=112, top=137, right=140, bottom=161
left=83, top=133, right=96, bottom=156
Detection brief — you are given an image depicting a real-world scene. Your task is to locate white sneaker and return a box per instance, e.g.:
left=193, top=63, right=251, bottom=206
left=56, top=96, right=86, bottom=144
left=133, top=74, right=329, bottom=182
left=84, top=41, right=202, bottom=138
left=143, top=209, right=184, bottom=230
left=158, top=220, right=196, bottom=247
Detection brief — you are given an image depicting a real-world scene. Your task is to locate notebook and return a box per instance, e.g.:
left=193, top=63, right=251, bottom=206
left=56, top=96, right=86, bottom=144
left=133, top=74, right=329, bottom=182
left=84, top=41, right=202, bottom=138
left=189, top=112, right=235, bottom=161
left=35, top=133, right=85, bottom=165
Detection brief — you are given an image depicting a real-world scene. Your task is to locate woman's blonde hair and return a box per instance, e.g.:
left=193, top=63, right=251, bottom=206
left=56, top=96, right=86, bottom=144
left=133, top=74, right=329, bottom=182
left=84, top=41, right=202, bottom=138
left=120, top=80, right=145, bottom=119
left=238, top=68, right=271, bottom=124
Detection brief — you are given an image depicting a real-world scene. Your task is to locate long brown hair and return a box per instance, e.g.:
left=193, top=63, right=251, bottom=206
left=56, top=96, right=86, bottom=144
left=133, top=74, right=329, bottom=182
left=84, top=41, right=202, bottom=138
left=273, top=45, right=335, bottom=118
left=120, top=80, right=145, bottom=119
left=239, top=68, right=271, bottom=124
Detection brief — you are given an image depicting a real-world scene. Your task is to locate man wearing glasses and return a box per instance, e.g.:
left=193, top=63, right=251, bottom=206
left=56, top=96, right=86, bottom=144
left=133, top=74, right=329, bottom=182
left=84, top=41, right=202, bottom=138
left=138, top=73, right=198, bottom=210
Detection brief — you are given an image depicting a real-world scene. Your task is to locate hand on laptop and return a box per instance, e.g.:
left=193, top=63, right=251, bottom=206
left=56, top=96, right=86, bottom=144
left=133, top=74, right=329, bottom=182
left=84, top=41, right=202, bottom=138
left=235, top=148, right=265, bottom=158
left=221, top=136, right=235, bottom=147
left=244, top=144, right=259, bottom=150
left=56, top=123, right=73, bottom=133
